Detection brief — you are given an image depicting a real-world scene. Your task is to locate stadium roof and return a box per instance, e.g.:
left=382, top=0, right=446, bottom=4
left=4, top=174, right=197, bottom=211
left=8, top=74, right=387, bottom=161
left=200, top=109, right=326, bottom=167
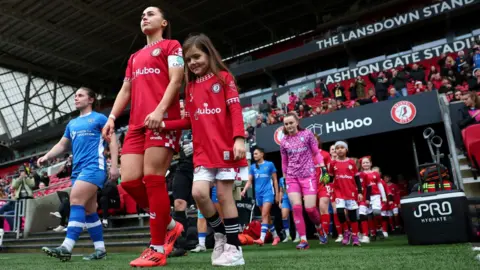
left=0, top=0, right=413, bottom=90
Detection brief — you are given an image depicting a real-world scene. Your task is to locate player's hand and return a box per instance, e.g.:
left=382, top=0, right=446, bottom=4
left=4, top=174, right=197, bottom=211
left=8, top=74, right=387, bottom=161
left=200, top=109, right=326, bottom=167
left=241, top=189, right=246, bottom=198
left=144, top=109, right=164, bottom=130
left=320, top=167, right=330, bottom=184
left=233, top=137, right=246, bottom=160
left=183, top=142, right=193, bottom=157
left=37, top=155, right=48, bottom=167
left=109, top=166, right=120, bottom=181
left=275, top=193, right=281, bottom=204
left=365, top=200, right=370, bottom=205
left=358, top=194, right=363, bottom=202
left=102, top=118, right=115, bottom=143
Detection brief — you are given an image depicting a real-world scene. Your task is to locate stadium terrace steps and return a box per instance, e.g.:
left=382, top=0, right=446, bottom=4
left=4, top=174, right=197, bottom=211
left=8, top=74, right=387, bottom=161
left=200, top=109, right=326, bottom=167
left=0, top=226, right=151, bottom=253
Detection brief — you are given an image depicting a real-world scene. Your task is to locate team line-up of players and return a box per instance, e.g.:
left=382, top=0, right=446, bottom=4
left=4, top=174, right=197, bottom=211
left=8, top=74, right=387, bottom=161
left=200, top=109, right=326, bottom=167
left=244, top=129, right=405, bottom=249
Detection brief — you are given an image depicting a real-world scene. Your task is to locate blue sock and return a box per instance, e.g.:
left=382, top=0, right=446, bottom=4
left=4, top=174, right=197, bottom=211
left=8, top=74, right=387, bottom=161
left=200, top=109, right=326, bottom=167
left=269, top=223, right=278, bottom=238
left=62, top=205, right=85, bottom=252
left=86, top=213, right=105, bottom=251
left=198, top=232, right=207, bottom=246
left=260, top=224, right=268, bottom=241
left=282, top=218, right=290, bottom=230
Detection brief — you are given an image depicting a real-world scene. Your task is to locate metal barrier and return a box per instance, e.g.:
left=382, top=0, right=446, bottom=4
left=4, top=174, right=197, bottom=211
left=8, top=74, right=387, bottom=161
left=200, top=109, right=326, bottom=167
left=0, top=198, right=27, bottom=239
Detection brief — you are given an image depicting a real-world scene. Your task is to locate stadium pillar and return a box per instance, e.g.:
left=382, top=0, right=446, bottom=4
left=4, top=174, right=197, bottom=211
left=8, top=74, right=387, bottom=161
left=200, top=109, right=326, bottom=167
left=51, top=77, right=58, bottom=121
left=21, top=72, right=32, bottom=133
left=0, top=111, right=11, bottom=140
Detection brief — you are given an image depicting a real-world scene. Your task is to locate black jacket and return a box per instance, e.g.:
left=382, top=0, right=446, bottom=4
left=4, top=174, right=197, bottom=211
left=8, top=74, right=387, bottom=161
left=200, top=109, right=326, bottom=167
left=458, top=106, right=480, bottom=130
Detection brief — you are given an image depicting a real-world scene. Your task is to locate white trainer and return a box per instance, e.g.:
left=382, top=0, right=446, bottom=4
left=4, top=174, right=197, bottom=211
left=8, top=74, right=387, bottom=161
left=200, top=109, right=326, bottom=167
left=53, top=225, right=65, bottom=232
left=382, top=231, right=389, bottom=238
left=211, top=233, right=226, bottom=262
left=0, top=228, right=4, bottom=246
left=335, top=234, right=344, bottom=243
left=359, top=235, right=370, bottom=244
left=212, top=244, right=245, bottom=266
left=191, top=244, right=207, bottom=253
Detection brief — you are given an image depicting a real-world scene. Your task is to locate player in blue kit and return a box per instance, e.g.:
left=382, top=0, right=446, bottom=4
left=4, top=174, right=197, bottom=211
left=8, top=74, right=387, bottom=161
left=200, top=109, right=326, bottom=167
left=279, top=177, right=300, bottom=243
left=241, top=147, right=280, bottom=246
left=38, top=87, right=119, bottom=262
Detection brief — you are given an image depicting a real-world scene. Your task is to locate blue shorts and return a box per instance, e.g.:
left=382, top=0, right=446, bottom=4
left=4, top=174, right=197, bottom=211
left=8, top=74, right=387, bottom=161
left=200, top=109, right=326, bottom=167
left=281, top=196, right=291, bottom=210
left=211, top=186, right=218, bottom=204
left=71, top=167, right=107, bottom=189
left=256, top=192, right=274, bottom=207
left=198, top=209, right=204, bottom=219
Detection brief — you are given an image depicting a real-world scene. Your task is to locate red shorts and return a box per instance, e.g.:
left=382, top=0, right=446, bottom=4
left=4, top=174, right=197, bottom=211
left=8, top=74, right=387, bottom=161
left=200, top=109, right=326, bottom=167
left=122, top=125, right=180, bottom=154
left=317, top=183, right=333, bottom=199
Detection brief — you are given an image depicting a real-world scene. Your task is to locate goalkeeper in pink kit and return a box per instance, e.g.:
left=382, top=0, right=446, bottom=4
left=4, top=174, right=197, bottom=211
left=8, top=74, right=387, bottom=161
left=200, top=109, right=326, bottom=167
left=280, top=112, right=330, bottom=249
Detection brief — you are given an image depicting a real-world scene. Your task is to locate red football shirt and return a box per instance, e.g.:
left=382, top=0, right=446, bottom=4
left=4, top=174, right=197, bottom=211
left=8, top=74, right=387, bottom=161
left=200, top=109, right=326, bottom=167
left=165, top=71, right=247, bottom=168
left=124, top=39, right=183, bottom=128
left=387, top=182, right=401, bottom=204
left=359, top=171, right=381, bottom=196
left=329, top=158, right=358, bottom=200
left=320, top=150, right=332, bottom=169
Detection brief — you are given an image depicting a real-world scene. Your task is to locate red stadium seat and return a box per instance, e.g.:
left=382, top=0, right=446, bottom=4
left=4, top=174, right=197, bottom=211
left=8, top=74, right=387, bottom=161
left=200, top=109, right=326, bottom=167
left=462, top=124, right=480, bottom=170
left=469, top=141, right=480, bottom=170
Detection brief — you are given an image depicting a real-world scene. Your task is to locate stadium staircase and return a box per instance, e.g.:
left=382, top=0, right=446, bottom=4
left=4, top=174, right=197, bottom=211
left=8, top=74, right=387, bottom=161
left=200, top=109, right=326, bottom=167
left=1, top=225, right=150, bottom=253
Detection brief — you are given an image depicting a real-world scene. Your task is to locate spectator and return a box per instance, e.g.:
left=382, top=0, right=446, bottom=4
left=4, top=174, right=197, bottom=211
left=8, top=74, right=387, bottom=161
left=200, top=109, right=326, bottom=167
left=57, top=155, right=72, bottom=179
left=329, top=99, right=337, bottom=112
left=97, top=180, right=120, bottom=228
left=40, top=171, right=49, bottom=186
left=246, top=123, right=255, bottom=139
left=426, top=81, right=437, bottom=92
left=318, top=78, right=329, bottom=98
left=446, top=70, right=457, bottom=87
left=409, top=64, right=425, bottom=84
left=413, top=81, right=424, bottom=94
left=281, top=102, right=288, bottom=113
left=336, top=99, right=346, bottom=110
left=428, top=65, right=440, bottom=81
left=318, top=100, right=331, bottom=114
left=354, top=76, right=366, bottom=98
left=392, top=68, right=408, bottom=96
left=456, top=50, right=467, bottom=72
left=473, top=47, right=480, bottom=69
left=439, top=79, right=453, bottom=94
left=349, top=82, right=357, bottom=100
left=50, top=192, right=70, bottom=232
left=451, top=90, right=463, bottom=102
left=333, top=82, right=346, bottom=101
left=458, top=91, right=480, bottom=130
left=255, top=118, right=267, bottom=128
left=297, top=105, right=310, bottom=118
left=259, top=99, right=272, bottom=118
left=31, top=168, right=42, bottom=189
left=271, top=92, right=278, bottom=108
left=37, top=182, right=46, bottom=197
left=388, top=87, right=401, bottom=100
left=469, top=68, right=480, bottom=91
left=304, top=89, right=314, bottom=99
left=431, top=73, right=443, bottom=90
left=369, top=71, right=389, bottom=101
left=289, top=92, right=298, bottom=104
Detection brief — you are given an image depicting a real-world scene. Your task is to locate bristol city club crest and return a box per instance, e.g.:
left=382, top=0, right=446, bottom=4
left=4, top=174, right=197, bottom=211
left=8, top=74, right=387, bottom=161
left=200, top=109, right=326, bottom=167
left=273, top=126, right=285, bottom=145
left=151, top=48, right=161, bottom=57
left=211, top=83, right=221, bottom=94
left=391, top=101, right=417, bottom=124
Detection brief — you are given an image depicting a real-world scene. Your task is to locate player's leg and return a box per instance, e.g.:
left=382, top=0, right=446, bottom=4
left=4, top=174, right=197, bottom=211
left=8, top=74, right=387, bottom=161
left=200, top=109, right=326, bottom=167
left=393, top=206, right=401, bottom=230
left=83, top=192, right=107, bottom=261
left=254, top=201, right=267, bottom=245
left=334, top=198, right=350, bottom=245
left=358, top=204, right=370, bottom=244
left=192, top=170, right=226, bottom=263
left=281, top=205, right=291, bottom=242
left=170, top=169, right=193, bottom=256
left=191, top=209, right=207, bottom=253
left=211, top=186, right=223, bottom=219
left=119, top=127, right=149, bottom=210
left=302, top=177, right=326, bottom=244
left=264, top=199, right=280, bottom=245
left=318, top=185, right=331, bottom=237
left=287, top=178, right=309, bottom=249
left=213, top=175, right=244, bottom=266
left=345, top=200, right=360, bottom=246
left=42, top=179, right=97, bottom=261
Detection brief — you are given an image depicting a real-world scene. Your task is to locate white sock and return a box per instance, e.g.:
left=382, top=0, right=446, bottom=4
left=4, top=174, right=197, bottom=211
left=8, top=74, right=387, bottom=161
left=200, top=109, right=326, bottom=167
left=167, top=219, right=176, bottom=230
left=61, top=238, right=75, bottom=252
left=300, top=235, right=307, bottom=241
left=271, top=229, right=278, bottom=238
left=150, top=245, right=164, bottom=253
left=295, top=231, right=300, bottom=239
left=94, top=241, right=106, bottom=251
left=260, top=232, right=266, bottom=241
left=285, top=229, right=291, bottom=238
left=199, top=236, right=206, bottom=247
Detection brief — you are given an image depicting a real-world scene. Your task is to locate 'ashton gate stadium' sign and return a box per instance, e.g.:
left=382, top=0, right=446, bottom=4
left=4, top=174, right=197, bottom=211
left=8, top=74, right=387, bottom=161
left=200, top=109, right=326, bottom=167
left=316, top=0, right=477, bottom=51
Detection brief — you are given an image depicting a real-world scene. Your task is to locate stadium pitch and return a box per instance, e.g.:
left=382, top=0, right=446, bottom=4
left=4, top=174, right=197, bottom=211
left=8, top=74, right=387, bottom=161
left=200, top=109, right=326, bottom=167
left=1, top=236, right=477, bottom=269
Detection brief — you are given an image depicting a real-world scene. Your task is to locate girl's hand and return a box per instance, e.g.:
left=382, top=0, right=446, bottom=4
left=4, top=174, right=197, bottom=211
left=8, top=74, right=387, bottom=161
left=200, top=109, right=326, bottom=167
left=233, top=138, right=246, bottom=160
left=144, top=109, right=164, bottom=130
left=102, top=118, right=115, bottom=143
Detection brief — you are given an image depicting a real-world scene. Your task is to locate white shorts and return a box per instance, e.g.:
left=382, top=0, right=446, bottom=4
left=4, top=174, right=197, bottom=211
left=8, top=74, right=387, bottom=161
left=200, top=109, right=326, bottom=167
left=335, top=198, right=359, bottom=210
left=392, top=207, right=399, bottom=215
left=381, top=210, right=393, bottom=217
left=193, top=166, right=249, bottom=182
left=370, top=195, right=382, bottom=210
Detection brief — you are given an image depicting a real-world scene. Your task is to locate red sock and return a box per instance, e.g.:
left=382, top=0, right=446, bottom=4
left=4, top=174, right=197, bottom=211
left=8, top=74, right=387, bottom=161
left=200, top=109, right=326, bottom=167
left=361, top=220, right=369, bottom=236
left=389, top=217, right=395, bottom=231
left=382, top=218, right=388, bottom=232
left=394, top=215, right=401, bottom=228
left=343, top=221, right=349, bottom=232
left=321, top=214, right=330, bottom=234
left=333, top=213, right=342, bottom=235
left=121, top=178, right=149, bottom=209
left=368, top=219, right=376, bottom=236
left=144, top=175, right=170, bottom=245
left=350, top=221, right=359, bottom=236
left=374, top=215, right=383, bottom=231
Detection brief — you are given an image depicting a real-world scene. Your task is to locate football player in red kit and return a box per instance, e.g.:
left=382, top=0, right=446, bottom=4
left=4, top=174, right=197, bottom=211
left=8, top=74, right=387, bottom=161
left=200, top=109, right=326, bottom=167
left=372, top=167, right=393, bottom=238
left=162, top=33, right=247, bottom=266
left=357, top=157, right=386, bottom=243
left=102, top=6, right=183, bottom=267
left=329, top=144, right=344, bottom=242
left=314, top=135, right=333, bottom=238
left=385, top=175, right=402, bottom=231
left=329, top=141, right=363, bottom=246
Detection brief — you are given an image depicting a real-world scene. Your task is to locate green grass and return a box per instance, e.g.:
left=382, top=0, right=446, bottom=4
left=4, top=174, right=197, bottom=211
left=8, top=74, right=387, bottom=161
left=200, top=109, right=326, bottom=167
left=1, top=236, right=478, bottom=270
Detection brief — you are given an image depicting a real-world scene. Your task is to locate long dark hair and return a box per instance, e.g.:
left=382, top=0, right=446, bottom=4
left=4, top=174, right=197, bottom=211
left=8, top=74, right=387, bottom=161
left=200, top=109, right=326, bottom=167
left=282, top=112, right=304, bottom=135
left=466, top=91, right=480, bottom=109
left=254, top=147, right=265, bottom=169
left=182, top=33, right=235, bottom=86
left=152, top=7, right=171, bottom=39
left=79, top=86, right=97, bottom=109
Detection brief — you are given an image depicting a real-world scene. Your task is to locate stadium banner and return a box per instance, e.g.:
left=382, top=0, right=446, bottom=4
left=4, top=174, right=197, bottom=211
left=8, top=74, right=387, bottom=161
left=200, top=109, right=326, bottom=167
left=255, top=91, right=442, bottom=153
left=316, top=0, right=477, bottom=50
left=324, top=35, right=480, bottom=84
left=231, top=0, right=477, bottom=77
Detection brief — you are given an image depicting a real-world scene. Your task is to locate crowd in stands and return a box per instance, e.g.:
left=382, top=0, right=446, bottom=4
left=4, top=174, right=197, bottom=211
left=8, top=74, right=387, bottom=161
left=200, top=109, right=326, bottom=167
left=247, top=40, right=480, bottom=140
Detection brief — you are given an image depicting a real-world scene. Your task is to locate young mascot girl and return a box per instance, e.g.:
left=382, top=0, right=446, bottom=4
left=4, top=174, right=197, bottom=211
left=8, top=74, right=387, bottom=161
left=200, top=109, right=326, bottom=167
left=162, top=33, right=247, bottom=266
left=280, top=112, right=329, bottom=250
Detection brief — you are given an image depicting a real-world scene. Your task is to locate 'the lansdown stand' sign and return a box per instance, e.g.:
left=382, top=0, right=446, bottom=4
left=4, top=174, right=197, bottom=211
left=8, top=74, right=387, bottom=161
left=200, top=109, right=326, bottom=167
left=255, top=91, right=443, bottom=153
